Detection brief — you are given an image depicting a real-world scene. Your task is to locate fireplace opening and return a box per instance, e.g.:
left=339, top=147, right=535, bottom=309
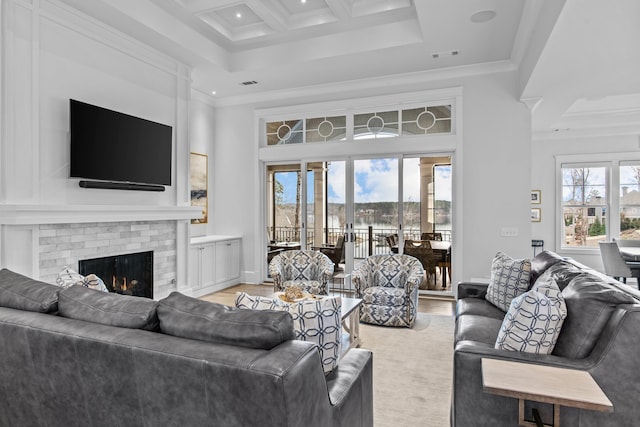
left=79, top=251, right=153, bottom=299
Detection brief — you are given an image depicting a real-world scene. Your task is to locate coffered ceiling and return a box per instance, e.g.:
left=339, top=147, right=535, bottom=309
left=57, top=0, right=640, bottom=136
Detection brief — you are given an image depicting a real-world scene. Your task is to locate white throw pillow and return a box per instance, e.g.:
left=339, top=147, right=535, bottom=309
left=235, top=292, right=342, bottom=374
left=495, top=279, right=567, bottom=354
left=485, top=252, right=531, bottom=312
left=56, top=267, right=108, bottom=292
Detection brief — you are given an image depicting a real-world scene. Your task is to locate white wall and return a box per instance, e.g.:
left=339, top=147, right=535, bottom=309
left=189, top=94, right=217, bottom=237
left=531, top=133, right=640, bottom=271
left=461, top=73, right=532, bottom=280
left=212, top=104, right=256, bottom=280
left=1, top=0, right=189, bottom=206
left=0, top=0, right=200, bottom=284
left=212, top=70, right=533, bottom=285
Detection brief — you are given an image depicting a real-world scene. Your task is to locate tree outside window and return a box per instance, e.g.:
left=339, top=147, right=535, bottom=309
left=620, top=164, right=640, bottom=240
left=561, top=166, right=607, bottom=247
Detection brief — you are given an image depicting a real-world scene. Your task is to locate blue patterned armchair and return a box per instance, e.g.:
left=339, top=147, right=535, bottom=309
left=269, top=250, right=334, bottom=295
left=353, top=254, right=424, bottom=327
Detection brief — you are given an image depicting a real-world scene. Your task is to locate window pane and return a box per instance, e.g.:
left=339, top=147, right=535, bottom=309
left=266, top=119, right=304, bottom=145
left=562, top=206, right=606, bottom=247
left=401, top=105, right=452, bottom=136
left=561, top=167, right=606, bottom=204
left=561, top=165, right=607, bottom=248
left=620, top=164, right=640, bottom=239
left=305, top=115, right=346, bottom=142
left=354, top=111, right=399, bottom=139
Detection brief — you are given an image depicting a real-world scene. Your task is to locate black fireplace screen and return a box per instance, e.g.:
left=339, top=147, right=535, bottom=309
left=79, top=251, right=153, bottom=299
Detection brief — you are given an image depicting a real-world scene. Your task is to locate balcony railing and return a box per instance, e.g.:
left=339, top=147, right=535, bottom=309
left=270, top=226, right=451, bottom=259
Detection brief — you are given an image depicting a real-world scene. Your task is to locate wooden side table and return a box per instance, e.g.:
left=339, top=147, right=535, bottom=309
left=482, top=358, right=613, bottom=427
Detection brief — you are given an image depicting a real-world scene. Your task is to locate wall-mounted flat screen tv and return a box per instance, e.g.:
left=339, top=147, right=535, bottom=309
left=70, top=99, right=172, bottom=187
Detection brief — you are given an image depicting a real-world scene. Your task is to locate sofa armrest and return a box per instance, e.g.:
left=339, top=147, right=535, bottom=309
left=457, top=282, right=489, bottom=300
left=454, top=340, right=591, bottom=369
left=326, top=348, right=374, bottom=427
left=326, top=348, right=373, bottom=405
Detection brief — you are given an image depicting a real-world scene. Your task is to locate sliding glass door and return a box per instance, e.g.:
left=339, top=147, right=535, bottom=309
left=265, top=155, right=453, bottom=293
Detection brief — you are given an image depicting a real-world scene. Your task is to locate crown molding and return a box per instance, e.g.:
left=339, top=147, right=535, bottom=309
left=213, top=60, right=516, bottom=107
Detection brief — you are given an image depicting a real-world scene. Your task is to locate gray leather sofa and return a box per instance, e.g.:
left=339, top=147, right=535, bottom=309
left=0, top=268, right=373, bottom=427
left=452, top=250, right=640, bottom=427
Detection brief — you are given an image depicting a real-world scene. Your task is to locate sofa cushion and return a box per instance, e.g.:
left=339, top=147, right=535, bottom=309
left=530, top=250, right=565, bottom=284
left=235, top=292, right=342, bottom=374
left=0, top=268, right=60, bottom=313
left=158, top=292, right=294, bottom=350
left=455, top=314, right=503, bottom=347
left=362, top=286, right=406, bottom=307
left=495, top=279, right=567, bottom=354
left=553, top=273, right=636, bottom=358
left=485, top=252, right=531, bottom=312
left=59, top=285, right=159, bottom=330
left=456, top=298, right=505, bottom=320
left=534, top=260, right=583, bottom=291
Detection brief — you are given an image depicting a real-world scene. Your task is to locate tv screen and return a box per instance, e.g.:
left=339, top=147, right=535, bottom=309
left=70, top=99, right=172, bottom=186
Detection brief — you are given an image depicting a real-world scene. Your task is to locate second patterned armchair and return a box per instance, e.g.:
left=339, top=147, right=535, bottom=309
left=269, top=250, right=334, bottom=295
left=352, top=254, right=424, bottom=327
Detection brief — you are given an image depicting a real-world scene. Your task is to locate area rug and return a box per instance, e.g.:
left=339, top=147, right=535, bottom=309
left=359, top=313, right=455, bottom=427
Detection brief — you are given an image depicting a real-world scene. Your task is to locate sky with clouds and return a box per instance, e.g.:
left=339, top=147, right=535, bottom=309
left=276, top=158, right=452, bottom=204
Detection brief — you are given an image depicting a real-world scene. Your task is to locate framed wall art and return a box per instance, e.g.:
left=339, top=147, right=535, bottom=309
left=190, top=152, right=208, bottom=224
left=531, top=208, right=541, bottom=222
left=531, top=190, right=541, bottom=204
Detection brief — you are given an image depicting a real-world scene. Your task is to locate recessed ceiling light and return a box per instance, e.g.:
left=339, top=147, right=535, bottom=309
left=235, top=12, right=242, bottom=19
left=211, top=91, right=216, bottom=95
left=301, top=0, right=307, bottom=3
left=470, top=10, right=496, bottom=23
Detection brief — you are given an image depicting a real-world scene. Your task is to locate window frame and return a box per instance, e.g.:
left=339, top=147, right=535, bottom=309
left=556, top=153, right=640, bottom=254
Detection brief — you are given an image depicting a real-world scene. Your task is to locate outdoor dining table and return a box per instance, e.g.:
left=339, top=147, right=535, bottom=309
left=393, top=240, right=451, bottom=288
left=429, top=240, right=452, bottom=288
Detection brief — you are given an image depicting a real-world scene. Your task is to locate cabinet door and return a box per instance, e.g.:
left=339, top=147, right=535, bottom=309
left=200, top=244, right=216, bottom=288
left=215, top=240, right=240, bottom=283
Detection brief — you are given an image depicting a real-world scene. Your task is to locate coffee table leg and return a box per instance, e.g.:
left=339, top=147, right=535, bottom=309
left=342, top=311, right=361, bottom=350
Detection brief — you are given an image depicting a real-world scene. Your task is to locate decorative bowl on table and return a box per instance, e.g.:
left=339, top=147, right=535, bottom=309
left=276, top=285, right=324, bottom=303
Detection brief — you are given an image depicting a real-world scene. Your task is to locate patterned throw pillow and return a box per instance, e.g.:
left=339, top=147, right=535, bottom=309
left=56, top=267, right=108, bottom=292
left=235, top=292, right=342, bottom=374
left=485, top=252, right=531, bottom=311
left=495, top=279, right=567, bottom=354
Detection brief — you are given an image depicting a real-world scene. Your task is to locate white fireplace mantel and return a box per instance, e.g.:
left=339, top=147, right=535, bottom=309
left=0, top=204, right=203, bottom=225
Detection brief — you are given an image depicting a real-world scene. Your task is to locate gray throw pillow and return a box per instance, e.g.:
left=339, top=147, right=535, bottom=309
left=0, top=268, right=60, bottom=313
left=58, top=285, right=159, bottom=330
left=157, top=292, right=295, bottom=350
left=485, top=252, right=531, bottom=312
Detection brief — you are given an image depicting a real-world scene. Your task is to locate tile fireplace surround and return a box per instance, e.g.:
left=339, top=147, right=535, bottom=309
left=0, top=204, right=201, bottom=299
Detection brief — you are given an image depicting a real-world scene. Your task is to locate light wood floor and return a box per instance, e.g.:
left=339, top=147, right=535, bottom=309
left=200, top=283, right=456, bottom=317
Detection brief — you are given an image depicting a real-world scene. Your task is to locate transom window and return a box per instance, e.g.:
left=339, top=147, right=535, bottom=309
left=264, top=104, right=452, bottom=146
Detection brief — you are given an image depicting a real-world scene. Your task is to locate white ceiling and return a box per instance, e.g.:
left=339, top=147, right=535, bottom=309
left=58, top=0, right=640, bottom=137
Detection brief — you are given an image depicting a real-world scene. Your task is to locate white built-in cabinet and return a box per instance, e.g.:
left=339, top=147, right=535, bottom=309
left=189, top=235, right=241, bottom=297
